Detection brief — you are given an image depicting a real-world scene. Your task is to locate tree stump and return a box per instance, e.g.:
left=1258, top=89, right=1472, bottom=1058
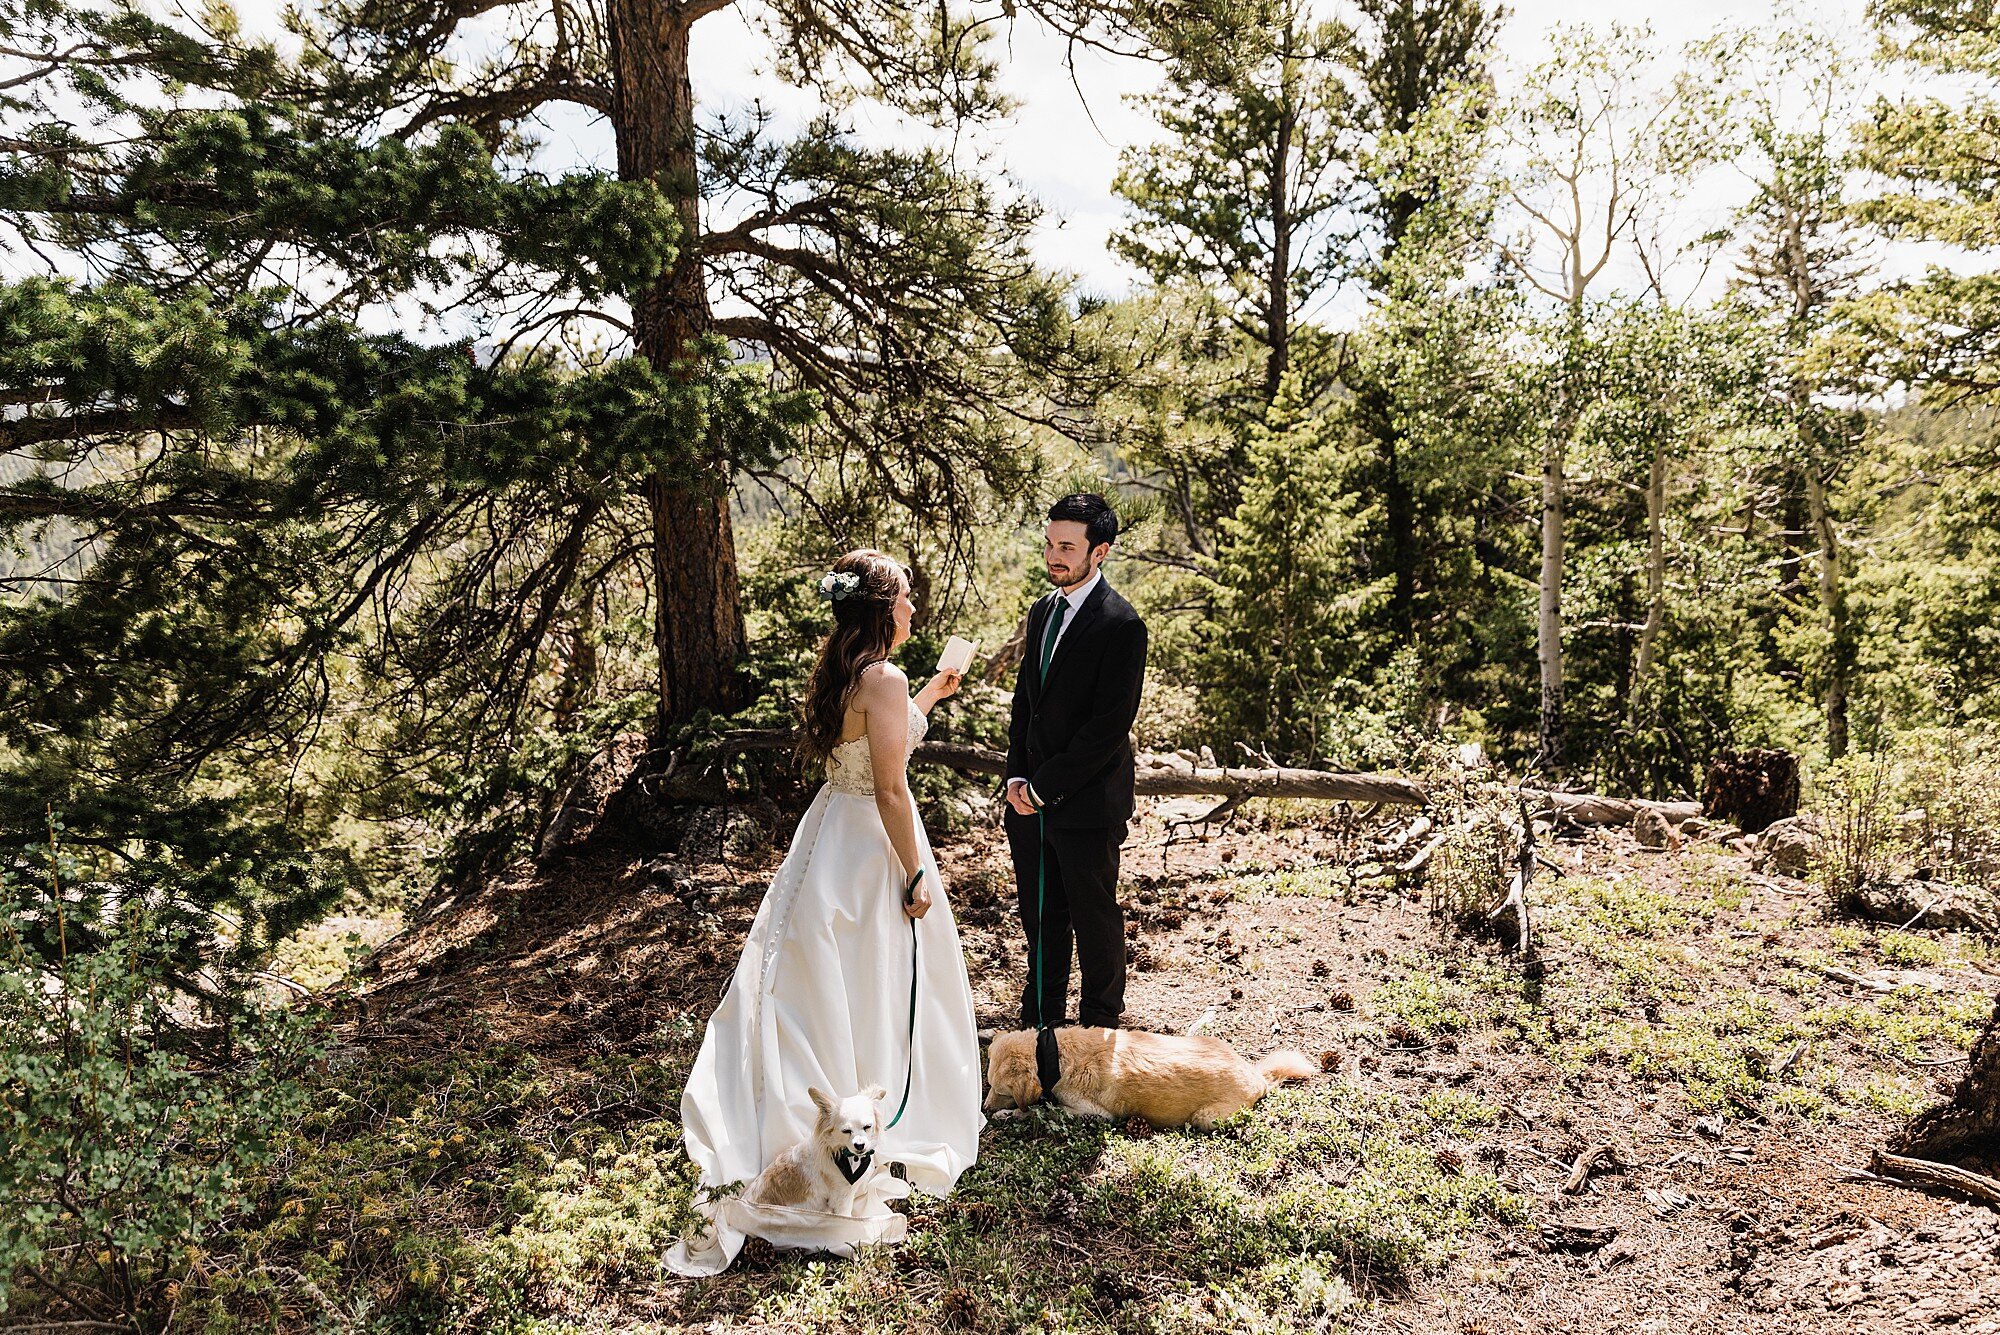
left=1701, top=748, right=1800, bottom=834
left=1895, top=990, right=2000, bottom=1168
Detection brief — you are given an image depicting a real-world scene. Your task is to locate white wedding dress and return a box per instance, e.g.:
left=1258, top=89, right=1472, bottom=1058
left=665, top=698, right=983, bottom=1276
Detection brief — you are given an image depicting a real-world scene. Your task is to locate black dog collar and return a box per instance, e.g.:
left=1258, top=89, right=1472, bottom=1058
left=1034, top=1027, right=1062, bottom=1103
left=832, top=1147, right=873, bottom=1185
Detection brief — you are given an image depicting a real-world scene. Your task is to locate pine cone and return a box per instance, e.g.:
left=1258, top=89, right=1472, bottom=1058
left=1311, top=959, right=1330, bottom=978
left=1329, top=989, right=1355, bottom=1011
left=1122, top=1114, right=1155, bottom=1138
left=1434, top=1146, right=1465, bottom=1176
left=1318, top=1049, right=1342, bottom=1073
left=940, top=1287, right=979, bottom=1328
left=1045, top=1188, right=1084, bottom=1228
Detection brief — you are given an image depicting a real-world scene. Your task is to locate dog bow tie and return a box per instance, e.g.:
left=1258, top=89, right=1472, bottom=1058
left=832, top=1148, right=873, bottom=1185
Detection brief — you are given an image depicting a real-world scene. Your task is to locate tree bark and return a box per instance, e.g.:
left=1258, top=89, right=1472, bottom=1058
left=1265, top=91, right=1294, bottom=404
left=611, top=0, right=749, bottom=735
left=1627, top=442, right=1667, bottom=720
left=1373, top=382, right=1418, bottom=635
left=1537, top=424, right=1566, bottom=774
left=1895, top=990, right=2000, bottom=1166
left=1806, top=467, right=1851, bottom=759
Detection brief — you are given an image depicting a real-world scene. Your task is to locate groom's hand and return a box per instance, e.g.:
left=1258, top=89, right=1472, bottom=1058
left=1005, top=778, right=1037, bottom=816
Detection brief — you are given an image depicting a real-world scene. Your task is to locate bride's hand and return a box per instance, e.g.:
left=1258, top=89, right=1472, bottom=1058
left=904, top=878, right=933, bottom=920
left=916, top=669, right=963, bottom=710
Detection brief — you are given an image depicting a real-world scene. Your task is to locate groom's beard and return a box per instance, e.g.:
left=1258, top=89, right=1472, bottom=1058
left=1045, top=556, right=1099, bottom=591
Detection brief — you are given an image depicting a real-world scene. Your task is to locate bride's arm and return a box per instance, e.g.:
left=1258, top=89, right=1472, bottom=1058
left=856, top=663, right=926, bottom=898
left=913, top=668, right=963, bottom=716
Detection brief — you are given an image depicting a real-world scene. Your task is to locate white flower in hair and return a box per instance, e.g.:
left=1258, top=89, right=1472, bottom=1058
left=817, top=571, right=862, bottom=602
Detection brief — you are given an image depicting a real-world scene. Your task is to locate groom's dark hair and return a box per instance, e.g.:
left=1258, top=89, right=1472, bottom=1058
left=1048, top=493, right=1118, bottom=550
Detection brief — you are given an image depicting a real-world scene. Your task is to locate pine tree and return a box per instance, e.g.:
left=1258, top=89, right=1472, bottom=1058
left=1342, top=0, right=1504, bottom=639
left=1697, top=18, right=1869, bottom=759
left=298, top=0, right=1129, bottom=734
left=0, top=0, right=791, bottom=990
left=1198, top=383, right=1389, bottom=757
left=1112, top=0, right=1354, bottom=414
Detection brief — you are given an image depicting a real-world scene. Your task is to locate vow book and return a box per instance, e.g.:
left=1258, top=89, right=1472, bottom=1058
left=936, top=635, right=978, bottom=674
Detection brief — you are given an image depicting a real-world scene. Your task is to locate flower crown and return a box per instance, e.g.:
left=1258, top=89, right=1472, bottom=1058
left=817, top=571, right=862, bottom=603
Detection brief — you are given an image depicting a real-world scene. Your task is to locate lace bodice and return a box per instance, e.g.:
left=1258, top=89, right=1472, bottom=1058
left=825, top=698, right=928, bottom=796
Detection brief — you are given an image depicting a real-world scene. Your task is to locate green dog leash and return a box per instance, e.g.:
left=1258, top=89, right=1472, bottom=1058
left=885, top=866, right=922, bottom=1130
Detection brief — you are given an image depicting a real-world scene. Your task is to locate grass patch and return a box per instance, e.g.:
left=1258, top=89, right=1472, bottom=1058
left=686, top=1083, right=1522, bottom=1334
left=1234, top=864, right=1364, bottom=902
left=1369, top=952, right=1528, bottom=1041
left=1878, top=931, right=1948, bottom=967
left=140, top=1005, right=1526, bottom=1334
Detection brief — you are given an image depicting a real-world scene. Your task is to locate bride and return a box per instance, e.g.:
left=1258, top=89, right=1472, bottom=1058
left=665, top=548, right=984, bottom=1276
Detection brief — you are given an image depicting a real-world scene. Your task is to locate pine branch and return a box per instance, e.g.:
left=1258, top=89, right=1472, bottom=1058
left=396, top=78, right=616, bottom=140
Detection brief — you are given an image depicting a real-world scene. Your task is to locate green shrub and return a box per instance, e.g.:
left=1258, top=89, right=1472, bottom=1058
left=1813, top=730, right=2000, bottom=899
left=0, top=880, right=323, bottom=1325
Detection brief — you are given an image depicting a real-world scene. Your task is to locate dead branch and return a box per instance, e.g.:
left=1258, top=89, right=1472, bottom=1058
left=1868, top=1149, right=2000, bottom=1209
left=1490, top=797, right=1538, bottom=961
left=1562, top=1142, right=1618, bottom=1193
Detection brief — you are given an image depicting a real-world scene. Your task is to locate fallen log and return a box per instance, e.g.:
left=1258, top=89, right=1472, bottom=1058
left=1525, top=789, right=1702, bottom=829
left=1132, top=755, right=1428, bottom=806
left=708, top=729, right=1431, bottom=806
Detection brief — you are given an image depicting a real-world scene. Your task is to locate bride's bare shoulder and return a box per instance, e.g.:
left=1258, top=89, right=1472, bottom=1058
left=850, top=659, right=908, bottom=709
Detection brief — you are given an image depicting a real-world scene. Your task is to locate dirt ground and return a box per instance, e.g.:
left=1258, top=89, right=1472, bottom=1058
left=355, top=792, right=2000, bottom=1333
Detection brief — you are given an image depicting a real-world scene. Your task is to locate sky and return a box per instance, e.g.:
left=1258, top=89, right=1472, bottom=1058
left=155, top=0, right=1885, bottom=318
left=678, top=0, right=1876, bottom=300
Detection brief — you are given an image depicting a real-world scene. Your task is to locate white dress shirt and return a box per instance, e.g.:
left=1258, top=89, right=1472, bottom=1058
left=1042, top=568, right=1102, bottom=664
left=1018, top=568, right=1103, bottom=810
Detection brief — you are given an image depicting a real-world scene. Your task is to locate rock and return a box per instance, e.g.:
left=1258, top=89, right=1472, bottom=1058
left=1752, top=815, right=1822, bottom=878
left=1632, top=806, right=1681, bottom=851
left=539, top=732, right=650, bottom=859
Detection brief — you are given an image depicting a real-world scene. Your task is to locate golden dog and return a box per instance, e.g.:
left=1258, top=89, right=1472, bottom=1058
left=983, top=1026, right=1318, bottom=1129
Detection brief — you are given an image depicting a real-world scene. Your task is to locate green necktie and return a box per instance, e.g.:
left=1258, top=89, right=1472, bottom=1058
left=1039, top=596, right=1068, bottom=679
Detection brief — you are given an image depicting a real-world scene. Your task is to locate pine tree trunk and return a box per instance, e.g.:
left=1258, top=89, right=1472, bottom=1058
left=1264, top=99, right=1294, bottom=404
left=1896, top=990, right=2000, bottom=1165
left=1383, top=404, right=1416, bottom=634
left=610, top=0, right=748, bottom=735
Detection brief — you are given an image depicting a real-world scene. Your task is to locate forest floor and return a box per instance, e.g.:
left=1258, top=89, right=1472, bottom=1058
left=254, top=794, right=2000, bottom=1334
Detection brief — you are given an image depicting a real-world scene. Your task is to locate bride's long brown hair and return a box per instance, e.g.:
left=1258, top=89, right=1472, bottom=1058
left=796, top=549, right=907, bottom=769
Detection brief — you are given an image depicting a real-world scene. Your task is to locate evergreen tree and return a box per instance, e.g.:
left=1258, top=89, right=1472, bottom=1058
left=1696, top=18, right=1869, bottom=758
left=0, top=0, right=792, bottom=990
left=1112, top=0, right=1354, bottom=415
left=299, top=0, right=1128, bottom=734
left=1344, top=0, right=1505, bottom=642
left=1198, top=382, right=1386, bottom=756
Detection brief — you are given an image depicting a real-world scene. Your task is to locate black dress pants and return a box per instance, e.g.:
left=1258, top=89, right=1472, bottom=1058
left=1005, top=811, right=1126, bottom=1029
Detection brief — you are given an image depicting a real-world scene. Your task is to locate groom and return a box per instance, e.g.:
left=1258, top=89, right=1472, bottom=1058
left=1004, top=493, right=1149, bottom=1032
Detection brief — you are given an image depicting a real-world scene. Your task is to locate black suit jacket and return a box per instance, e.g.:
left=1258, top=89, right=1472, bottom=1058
left=1005, top=579, right=1149, bottom=829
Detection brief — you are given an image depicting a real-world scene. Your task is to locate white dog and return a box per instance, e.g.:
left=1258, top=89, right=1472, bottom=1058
left=743, top=1085, right=887, bottom=1216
